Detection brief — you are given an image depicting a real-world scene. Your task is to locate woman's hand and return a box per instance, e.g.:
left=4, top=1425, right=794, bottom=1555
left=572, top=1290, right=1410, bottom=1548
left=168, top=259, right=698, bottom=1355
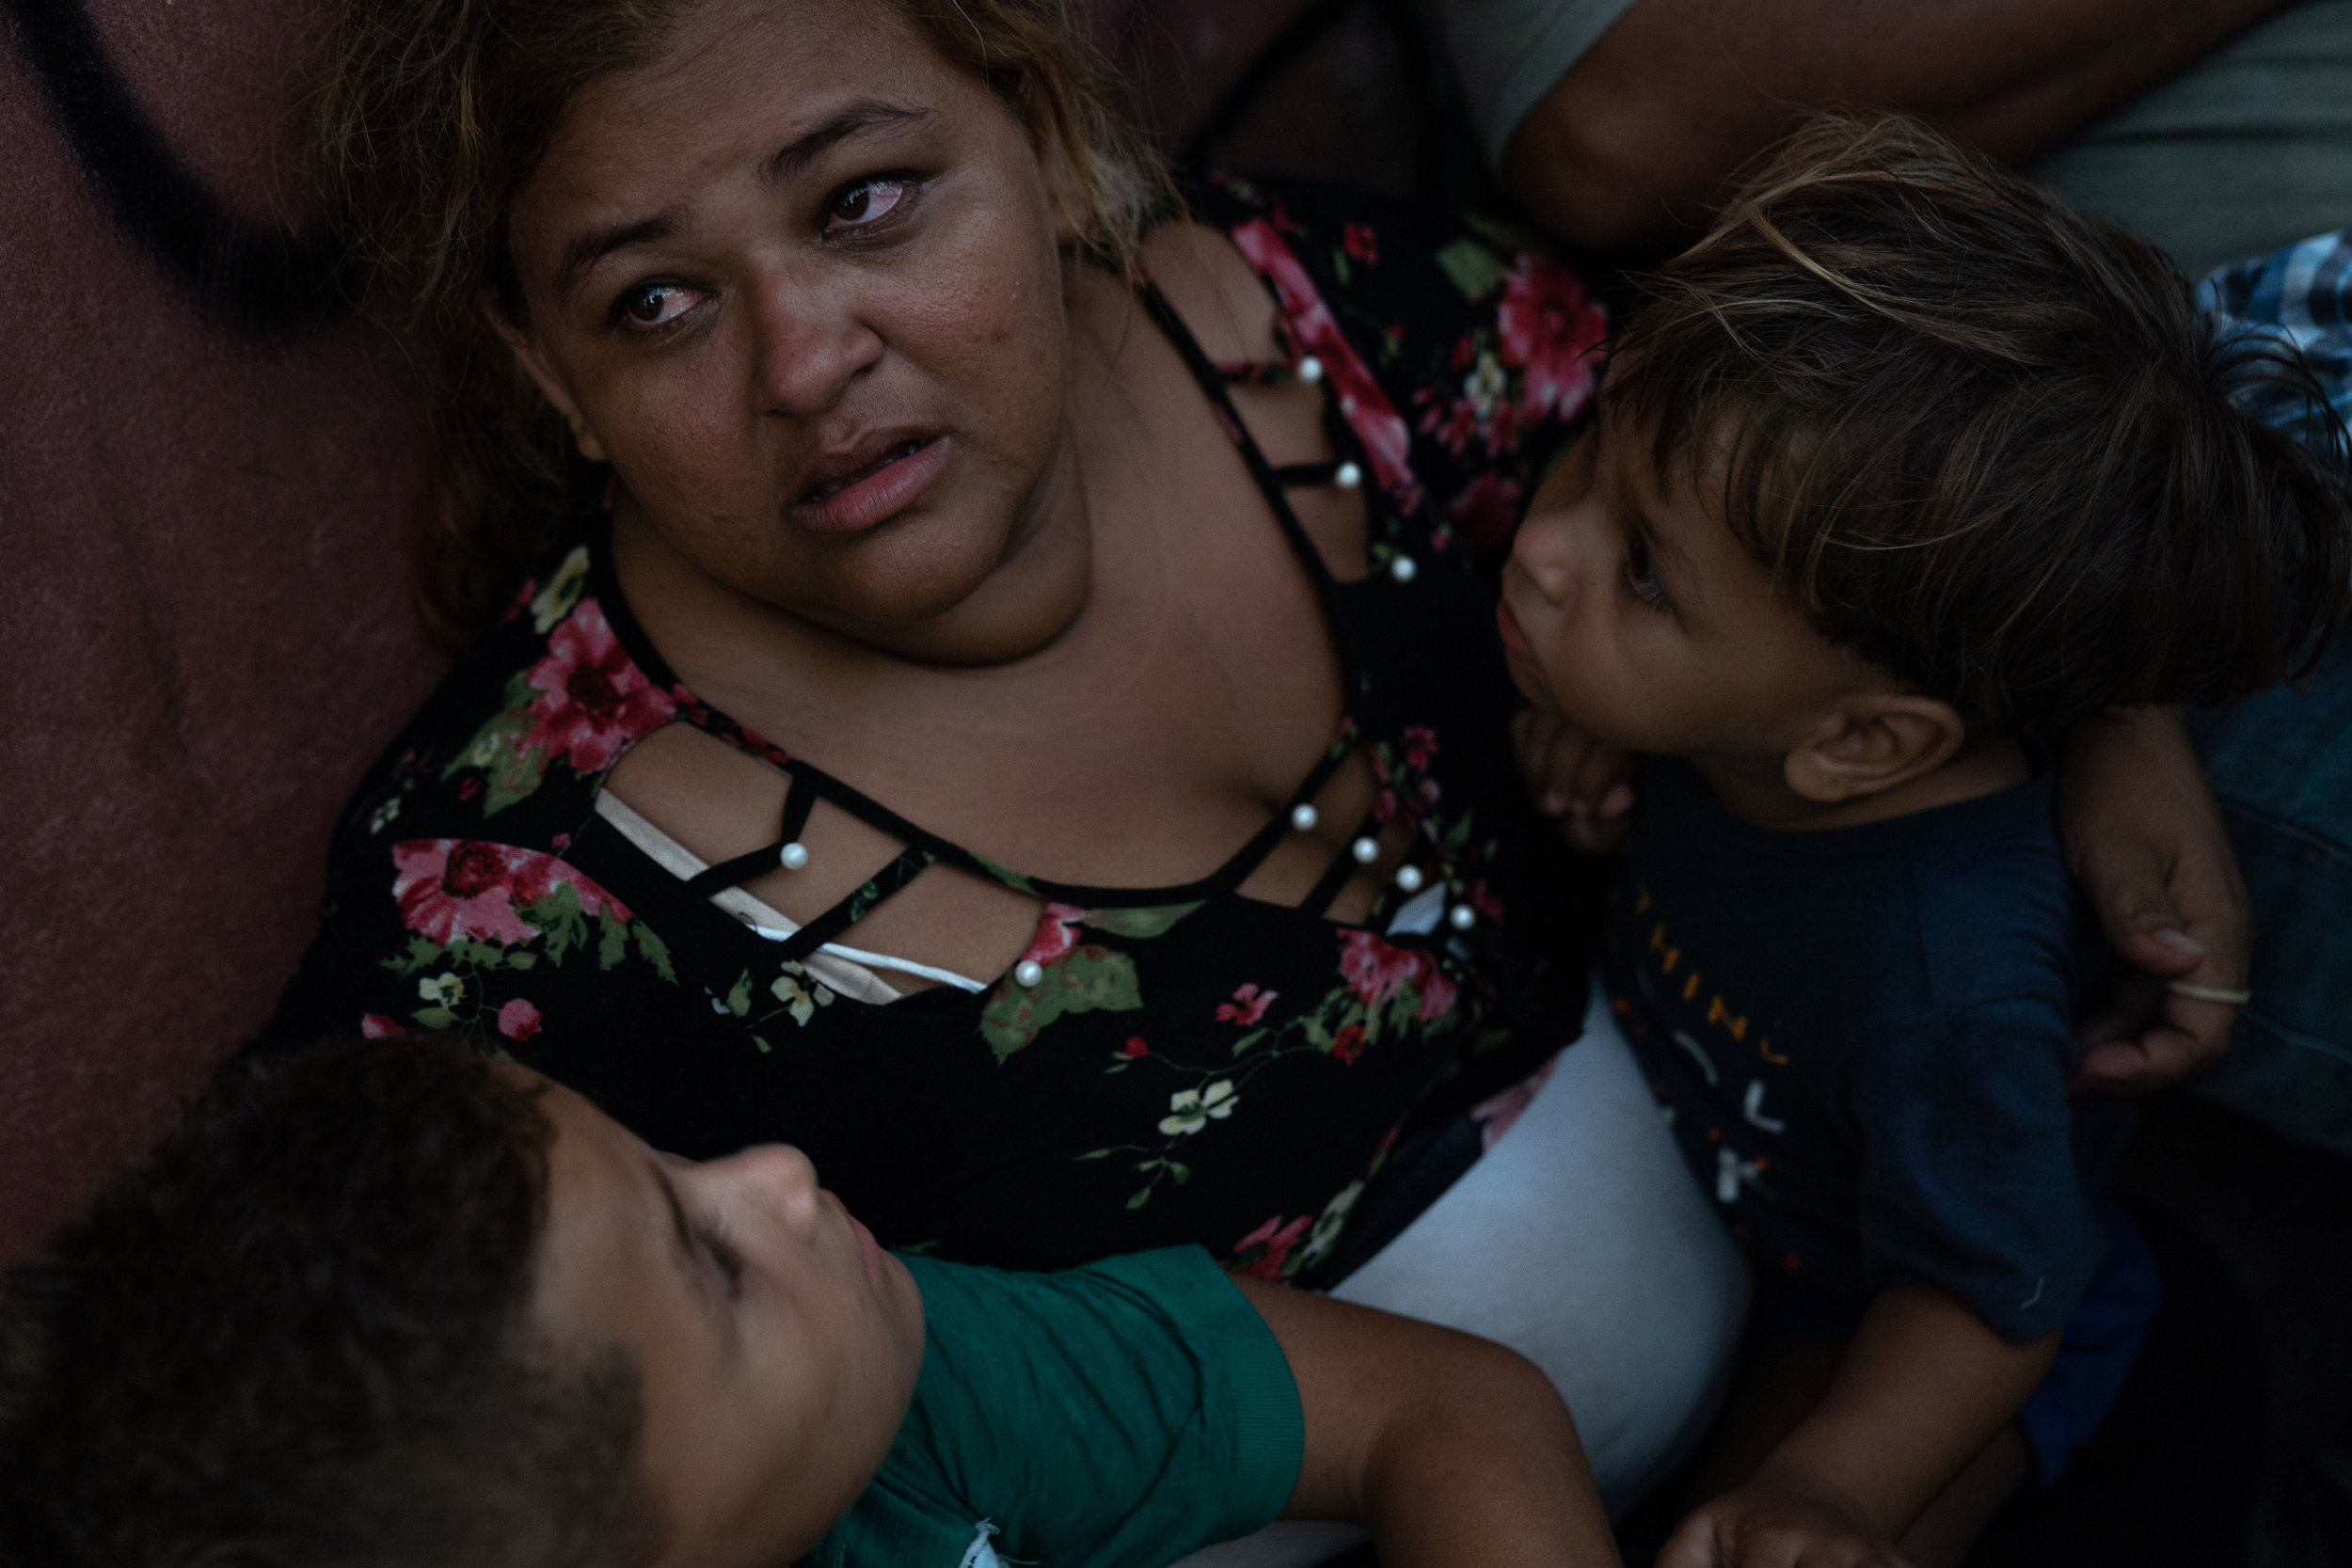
left=2058, top=707, right=2250, bottom=1093
left=1514, top=707, right=1638, bottom=854
left=1659, top=1476, right=1912, bottom=1568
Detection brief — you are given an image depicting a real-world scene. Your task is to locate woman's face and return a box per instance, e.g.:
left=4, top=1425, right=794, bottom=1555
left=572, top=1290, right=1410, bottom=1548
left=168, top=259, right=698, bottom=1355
left=501, top=0, right=1080, bottom=641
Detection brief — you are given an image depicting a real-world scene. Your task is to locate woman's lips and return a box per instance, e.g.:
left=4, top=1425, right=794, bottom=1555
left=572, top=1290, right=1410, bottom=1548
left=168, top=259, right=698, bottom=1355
left=790, top=434, right=949, bottom=537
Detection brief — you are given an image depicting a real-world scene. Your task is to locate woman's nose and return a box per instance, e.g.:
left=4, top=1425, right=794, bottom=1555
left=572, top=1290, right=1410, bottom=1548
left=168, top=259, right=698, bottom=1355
left=746, top=269, right=884, bottom=419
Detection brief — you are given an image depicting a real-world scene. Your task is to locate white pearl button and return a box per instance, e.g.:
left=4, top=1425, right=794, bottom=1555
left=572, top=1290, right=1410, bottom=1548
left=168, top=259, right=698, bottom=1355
left=1448, top=903, right=1478, bottom=930
left=1290, top=802, right=1320, bottom=832
left=1390, top=554, right=1418, bottom=583
left=1350, top=835, right=1380, bottom=864
left=1013, top=959, right=1045, bottom=988
left=1334, top=461, right=1363, bottom=489
left=1394, top=863, right=1424, bottom=894
left=1296, top=356, right=1325, bottom=384
left=778, top=841, right=810, bottom=871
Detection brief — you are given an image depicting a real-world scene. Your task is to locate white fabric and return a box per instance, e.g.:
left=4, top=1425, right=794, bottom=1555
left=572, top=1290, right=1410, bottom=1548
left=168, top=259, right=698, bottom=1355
left=593, top=791, right=988, bottom=999
left=1171, top=988, right=1749, bottom=1567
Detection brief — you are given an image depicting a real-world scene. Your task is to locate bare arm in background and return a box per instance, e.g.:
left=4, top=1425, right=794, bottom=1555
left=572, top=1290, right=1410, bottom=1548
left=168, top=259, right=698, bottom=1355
left=1501, top=0, right=2297, bottom=253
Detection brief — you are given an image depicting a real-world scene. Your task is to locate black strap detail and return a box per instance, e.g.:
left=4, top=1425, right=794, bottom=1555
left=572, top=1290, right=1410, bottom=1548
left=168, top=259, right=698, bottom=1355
left=1217, top=360, right=1299, bottom=387
left=774, top=846, right=937, bottom=964
left=1271, top=460, right=1342, bottom=488
left=686, top=844, right=787, bottom=898
left=684, top=772, right=820, bottom=898
left=1306, top=811, right=1383, bottom=918
left=1135, top=280, right=1338, bottom=594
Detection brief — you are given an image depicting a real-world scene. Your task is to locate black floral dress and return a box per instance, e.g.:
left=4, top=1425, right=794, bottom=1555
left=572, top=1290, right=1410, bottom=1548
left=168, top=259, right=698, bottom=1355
left=263, top=178, right=1613, bottom=1281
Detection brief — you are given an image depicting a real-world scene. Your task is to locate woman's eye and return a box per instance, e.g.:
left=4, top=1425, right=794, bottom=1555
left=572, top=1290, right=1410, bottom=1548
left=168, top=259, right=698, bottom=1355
left=1624, top=533, right=1671, bottom=611
left=615, top=283, right=701, bottom=331
left=824, top=177, right=910, bottom=235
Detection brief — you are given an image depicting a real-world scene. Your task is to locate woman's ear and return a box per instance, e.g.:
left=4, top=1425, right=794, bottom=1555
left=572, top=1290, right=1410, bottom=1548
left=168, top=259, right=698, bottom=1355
left=483, top=291, right=611, bottom=463
left=1031, top=127, right=1089, bottom=249
left=1783, top=693, right=1969, bottom=804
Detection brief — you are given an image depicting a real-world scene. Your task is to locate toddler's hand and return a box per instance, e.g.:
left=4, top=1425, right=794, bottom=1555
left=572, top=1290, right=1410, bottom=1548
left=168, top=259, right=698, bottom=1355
left=1511, top=708, right=1636, bottom=854
left=1659, top=1478, right=1914, bottom=1568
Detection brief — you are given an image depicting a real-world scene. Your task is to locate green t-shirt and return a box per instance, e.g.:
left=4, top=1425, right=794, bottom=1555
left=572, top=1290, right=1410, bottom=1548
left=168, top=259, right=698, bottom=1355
left=805, top=1247, right=1306, bottom=1568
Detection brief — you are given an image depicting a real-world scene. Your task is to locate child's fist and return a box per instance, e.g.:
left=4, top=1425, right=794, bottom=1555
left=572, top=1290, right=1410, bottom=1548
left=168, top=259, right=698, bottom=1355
left=1659, top=1479, right=1914, bottom=1568
left=1511, top=707, right=1636, bottom=854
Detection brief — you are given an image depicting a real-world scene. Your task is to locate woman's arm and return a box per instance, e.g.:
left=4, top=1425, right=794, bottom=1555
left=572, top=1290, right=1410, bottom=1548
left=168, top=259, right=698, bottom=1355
left=2058, top=706, right=2249, bottom=1092
left=1500, top=0, right=2295, bottom=253
left=1234, top=1277, right=1619, bottom=1567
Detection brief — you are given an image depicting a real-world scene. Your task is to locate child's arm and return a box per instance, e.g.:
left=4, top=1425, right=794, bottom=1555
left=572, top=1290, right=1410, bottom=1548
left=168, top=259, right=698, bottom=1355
left=1661, top=1284, right=2058, bottom=1568
left=1232, top=1277, right=1619, bottom=1567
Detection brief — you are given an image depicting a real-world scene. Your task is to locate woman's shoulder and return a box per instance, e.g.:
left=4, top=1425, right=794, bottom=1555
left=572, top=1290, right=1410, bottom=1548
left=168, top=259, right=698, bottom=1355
left=326, top=533, right=688, bottom=863
left=1181, top=174, right=1611, bottom=552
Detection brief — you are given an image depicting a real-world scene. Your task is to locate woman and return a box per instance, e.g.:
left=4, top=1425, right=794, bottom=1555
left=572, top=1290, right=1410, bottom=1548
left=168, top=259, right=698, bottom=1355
left=265, top=0, right=2245, bottom=1528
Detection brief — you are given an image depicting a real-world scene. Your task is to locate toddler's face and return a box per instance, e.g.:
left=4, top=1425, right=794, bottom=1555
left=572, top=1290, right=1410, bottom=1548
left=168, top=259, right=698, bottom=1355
left=522, top=1069, right=926, bottom=1566
left=1499, top=404, right=1862, bottom=761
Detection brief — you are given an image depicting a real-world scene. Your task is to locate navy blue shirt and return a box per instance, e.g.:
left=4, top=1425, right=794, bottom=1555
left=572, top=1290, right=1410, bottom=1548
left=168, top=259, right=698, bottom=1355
left=1602, top=757, right=2125, bottom=1342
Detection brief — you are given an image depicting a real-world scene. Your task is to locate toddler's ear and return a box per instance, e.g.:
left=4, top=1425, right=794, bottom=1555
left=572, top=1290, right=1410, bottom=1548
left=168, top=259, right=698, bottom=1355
left=1783, top=693, right=1967, bottom=804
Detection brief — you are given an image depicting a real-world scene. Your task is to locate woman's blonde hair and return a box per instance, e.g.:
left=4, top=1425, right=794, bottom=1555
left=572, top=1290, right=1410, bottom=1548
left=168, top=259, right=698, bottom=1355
left=314, top=0, right=1170, bottom=647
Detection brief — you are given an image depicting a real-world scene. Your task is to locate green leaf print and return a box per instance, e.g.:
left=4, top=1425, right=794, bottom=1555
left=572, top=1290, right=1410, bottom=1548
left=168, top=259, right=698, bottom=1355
left=412, top=1006, right=456, bottom=1031
left=724, top=972, right=755, bottom=1018
left=1083, top=902, right=1202, bottom=940
left=1434, top=237, right=1508, bottom=301
left=596, top=910, right=629, bottom=970
left=978, top=943, right=1144, bottom=1063
left=631, top=922, right=675, bottom=982
left=528, top=882, right=591, bottom=964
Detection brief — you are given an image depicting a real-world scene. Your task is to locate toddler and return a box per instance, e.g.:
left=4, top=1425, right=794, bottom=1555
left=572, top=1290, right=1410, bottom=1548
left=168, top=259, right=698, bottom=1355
left=1499, top=115, right=2351, bottom=1567
left=0, top=1036, right=1614, bottom=1568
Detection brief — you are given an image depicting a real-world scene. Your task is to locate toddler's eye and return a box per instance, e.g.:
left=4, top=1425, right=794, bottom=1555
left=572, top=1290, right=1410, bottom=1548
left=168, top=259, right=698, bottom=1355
left=614, top=282, right=702, bottom=331
left=824, top=177, right=910, bottom=235
left=1624, top=532, right=1671, bottom=611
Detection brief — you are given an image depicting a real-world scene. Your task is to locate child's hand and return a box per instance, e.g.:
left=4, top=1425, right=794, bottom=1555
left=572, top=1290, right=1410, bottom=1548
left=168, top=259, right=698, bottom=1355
left=1659, top=1476, right=1913, bottom=1568
left=1512, top=708, right=1636, bottom=854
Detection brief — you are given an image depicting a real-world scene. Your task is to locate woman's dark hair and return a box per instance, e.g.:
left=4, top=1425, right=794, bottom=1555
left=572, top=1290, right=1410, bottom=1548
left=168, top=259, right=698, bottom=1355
left=312, top=0, right=1171, bottom=649
left=0, top=1037, right=659, bottom=1568
left=1610, top=112, right=2352, bottom=736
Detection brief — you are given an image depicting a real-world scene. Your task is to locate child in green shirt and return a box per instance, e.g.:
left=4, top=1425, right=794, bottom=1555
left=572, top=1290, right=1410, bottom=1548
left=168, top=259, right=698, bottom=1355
left=0, top=1037, right=1614, bottom=1568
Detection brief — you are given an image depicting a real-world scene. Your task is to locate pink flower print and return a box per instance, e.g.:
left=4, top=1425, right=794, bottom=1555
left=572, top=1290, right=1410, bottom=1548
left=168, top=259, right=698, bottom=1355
left=497, top=998, right=543, bottom=1042
left=391, top=840, right=629, bottom=947
left=1446, top=471, right=1526, bottom=554
left=1119, top=1037, right=1151, bottom=1059
left=1468, top=879, right=1505, bottom=923
left=359, top=1014, right=405, bottom=1040
left=1329, top=1022, right=1367, bottom=1065
left=1233, top=1214, right=1313, bottom=1279
left=1496, top=253, right=1607, bottom=421
left=1021, top=902, right=1088, bottom=968
left=1339, top=928, right=1422, bottom=1007
left=521, top=599, right=676, bottom=775
left=1470, top=1055, right=1560, bottom=1150
left=1414, top=964, right=1459, bottom=1023
left=1342, top=222, right=1380, bottom=266
left=1229, top=217, right=1423, bottom=512
left=1217, top=984, right=1278, bottom=1026
left=1403, top=725, right=1438, bottom=771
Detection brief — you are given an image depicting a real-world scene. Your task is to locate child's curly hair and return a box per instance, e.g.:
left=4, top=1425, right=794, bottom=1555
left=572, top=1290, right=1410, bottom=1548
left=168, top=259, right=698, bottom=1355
left=1609, top=112, right=2352, bottom=736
